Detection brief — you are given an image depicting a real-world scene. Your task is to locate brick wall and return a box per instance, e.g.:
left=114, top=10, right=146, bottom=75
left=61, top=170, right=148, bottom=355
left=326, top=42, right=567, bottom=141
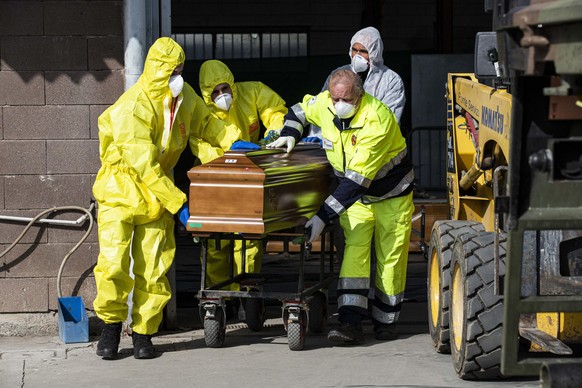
left=0, top=0, right=123, bottom=314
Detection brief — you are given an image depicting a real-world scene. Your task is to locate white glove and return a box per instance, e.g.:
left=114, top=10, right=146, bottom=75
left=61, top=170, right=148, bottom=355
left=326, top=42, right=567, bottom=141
left=263, top=128, right=281, bottom=142
left=265, top=136, right=296, bottom=153
left=305, top=215, right=325, bottom=243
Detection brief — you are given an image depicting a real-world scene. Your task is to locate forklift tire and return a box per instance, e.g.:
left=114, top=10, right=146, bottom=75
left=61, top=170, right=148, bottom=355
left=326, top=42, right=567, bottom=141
left=449, top=231, right=506, bottom=380
left=427, top=220, right=485, bottom=354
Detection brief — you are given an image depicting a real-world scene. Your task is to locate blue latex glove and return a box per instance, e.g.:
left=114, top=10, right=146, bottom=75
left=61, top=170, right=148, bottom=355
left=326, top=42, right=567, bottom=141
left=230, top=140, right=261, bottom=150
left=301, top=137, right=322, bottom=144
left=178, top=204, right=189, bottom=227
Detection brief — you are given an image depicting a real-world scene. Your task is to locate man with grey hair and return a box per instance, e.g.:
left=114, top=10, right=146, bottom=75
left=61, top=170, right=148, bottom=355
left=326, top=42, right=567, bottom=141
left=268, top=69, right=414, bottom=344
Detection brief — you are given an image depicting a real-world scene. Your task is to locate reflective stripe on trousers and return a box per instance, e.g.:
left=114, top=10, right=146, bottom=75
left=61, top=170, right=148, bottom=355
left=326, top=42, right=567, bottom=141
left=337, top=277, right=369, bottom=311
left=337, top=192, right=414, bottom=324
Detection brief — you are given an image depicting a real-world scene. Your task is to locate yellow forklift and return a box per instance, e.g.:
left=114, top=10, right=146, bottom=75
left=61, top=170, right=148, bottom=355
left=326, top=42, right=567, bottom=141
left=427, top=1, right=582, bottom=385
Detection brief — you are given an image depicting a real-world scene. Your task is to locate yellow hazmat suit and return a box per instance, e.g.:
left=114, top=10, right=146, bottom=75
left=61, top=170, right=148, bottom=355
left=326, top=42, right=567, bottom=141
left=92, top=38, right=241, bottom=335
left=197, top=60, right=287, bottom=291
left=199, top=60, right=287, bottom=145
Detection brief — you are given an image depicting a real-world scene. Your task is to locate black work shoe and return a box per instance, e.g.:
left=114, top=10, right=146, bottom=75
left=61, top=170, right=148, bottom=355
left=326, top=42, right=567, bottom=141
left=96, top=322, right=122, bottom=359
left=327, top=323, right=365, bottom=344
left=132, top=333, right=156, bottom=359
left=374, top=323, right=398, bottom=340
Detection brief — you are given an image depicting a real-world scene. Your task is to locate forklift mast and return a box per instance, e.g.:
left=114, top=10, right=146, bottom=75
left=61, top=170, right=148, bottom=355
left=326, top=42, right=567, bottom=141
left=492, top=0, right=582, bottom=382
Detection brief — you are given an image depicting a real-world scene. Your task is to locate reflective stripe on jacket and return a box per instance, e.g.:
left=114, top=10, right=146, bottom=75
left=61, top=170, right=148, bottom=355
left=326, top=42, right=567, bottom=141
left=281, top=91, right=413, bottom=223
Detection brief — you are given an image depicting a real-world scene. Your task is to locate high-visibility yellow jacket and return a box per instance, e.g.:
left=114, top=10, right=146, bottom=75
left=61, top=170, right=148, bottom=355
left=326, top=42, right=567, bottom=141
left=281, top=91, right=414, bottom=223
left=93, top=38, right=240, bottom=223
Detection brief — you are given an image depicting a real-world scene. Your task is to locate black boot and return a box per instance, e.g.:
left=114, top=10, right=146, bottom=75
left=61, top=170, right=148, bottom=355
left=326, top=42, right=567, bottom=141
left=132, top=333, right=156, bottom=359
left=374, top=323, right=398, bottom=340
left=96, top=322, right=122, bottom=359
left=327, top=323, right=365, bottom=344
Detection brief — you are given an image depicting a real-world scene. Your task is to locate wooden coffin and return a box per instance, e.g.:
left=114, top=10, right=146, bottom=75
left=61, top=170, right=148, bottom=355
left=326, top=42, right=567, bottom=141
left=186, top=144, right=333, bottom=237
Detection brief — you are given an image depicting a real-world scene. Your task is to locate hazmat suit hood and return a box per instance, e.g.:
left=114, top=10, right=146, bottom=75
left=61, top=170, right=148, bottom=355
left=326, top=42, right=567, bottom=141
left=310, top=25, right=404, bottom=136
left=138, top=37, right=186, bottom=99
left=94, top=34, right=243, bottom=231
left=199, top=60, right=238, bottom=110
left=349, top=27, right=384, bottom=69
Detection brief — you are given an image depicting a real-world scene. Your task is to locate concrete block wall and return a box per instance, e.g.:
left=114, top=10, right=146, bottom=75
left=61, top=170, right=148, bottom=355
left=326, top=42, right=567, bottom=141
left=0, top=0, right=493, bottom=325
left=0, top=0, right=123, bottom=316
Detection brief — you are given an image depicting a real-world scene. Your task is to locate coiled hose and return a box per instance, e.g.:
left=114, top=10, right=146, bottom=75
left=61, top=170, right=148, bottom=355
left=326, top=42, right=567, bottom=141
left=0, top=203, right=95, bottom=298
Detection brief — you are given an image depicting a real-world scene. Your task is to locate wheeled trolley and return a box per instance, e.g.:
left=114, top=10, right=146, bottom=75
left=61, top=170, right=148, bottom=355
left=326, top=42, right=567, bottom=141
left=184, top=146, right=336, bottom=350
left=195, top=227, right=335, bottom=351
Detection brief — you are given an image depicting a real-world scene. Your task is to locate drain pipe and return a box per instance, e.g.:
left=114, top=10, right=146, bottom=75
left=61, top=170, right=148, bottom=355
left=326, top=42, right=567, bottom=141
left=0, top=206, right=93, bottom=226
left=124, top=0, right=147, bottom=90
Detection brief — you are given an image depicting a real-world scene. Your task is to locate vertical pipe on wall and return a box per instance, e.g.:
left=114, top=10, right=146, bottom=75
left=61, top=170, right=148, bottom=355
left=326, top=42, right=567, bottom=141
left=124, top=0, right=170, bottom=90
left=124, top=0, right=147, bottom=90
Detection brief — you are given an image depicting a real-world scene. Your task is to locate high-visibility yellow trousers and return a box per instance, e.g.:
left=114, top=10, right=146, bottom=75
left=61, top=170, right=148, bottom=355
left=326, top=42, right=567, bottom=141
left=337, top=192, right=414, bottom=325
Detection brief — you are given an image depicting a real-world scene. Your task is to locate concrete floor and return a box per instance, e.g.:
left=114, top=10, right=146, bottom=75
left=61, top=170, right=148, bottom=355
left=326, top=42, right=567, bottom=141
left=0, top=240, right=541, bottom=388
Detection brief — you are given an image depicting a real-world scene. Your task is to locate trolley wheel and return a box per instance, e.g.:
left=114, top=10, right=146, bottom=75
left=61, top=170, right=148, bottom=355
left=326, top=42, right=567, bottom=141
left=287, top=310, right=307, bottom=350
left=307, top=291, right=327, bottom=333
left=287, top=310, right=306, bottom=351
left=244, top=297, right=265, bottom=332
left=203, top=306, right=226, bottom=348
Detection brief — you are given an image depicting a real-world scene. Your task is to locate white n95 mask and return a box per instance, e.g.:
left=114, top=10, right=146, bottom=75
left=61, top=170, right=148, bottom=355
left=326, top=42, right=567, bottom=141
left=214, top=93, right=233, bottom=111
left=351, top=54, right=369, bottom=73
left=334, top=101, right=356, bottom=119
left=168, top=75, right=184, bottom=97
